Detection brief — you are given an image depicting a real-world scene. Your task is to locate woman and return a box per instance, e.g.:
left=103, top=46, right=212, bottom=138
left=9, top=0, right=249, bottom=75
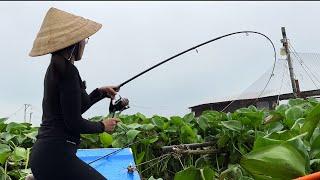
left=28, top=7, right=121, bottom=180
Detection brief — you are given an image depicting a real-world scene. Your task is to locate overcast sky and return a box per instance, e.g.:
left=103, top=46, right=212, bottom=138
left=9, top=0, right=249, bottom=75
left=1, top=1, right=320, bottom=126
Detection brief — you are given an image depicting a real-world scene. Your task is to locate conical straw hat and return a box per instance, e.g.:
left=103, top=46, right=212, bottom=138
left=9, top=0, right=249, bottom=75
left=29, top=7, right=102, bottom=57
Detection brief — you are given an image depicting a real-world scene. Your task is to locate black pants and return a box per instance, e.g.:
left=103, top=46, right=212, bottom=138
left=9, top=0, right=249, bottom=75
left=29, top=139, right=106, bottom=180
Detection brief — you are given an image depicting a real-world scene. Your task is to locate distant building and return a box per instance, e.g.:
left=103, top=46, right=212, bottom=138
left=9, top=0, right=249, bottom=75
left=189, top=53, right=320, bottom=116
left=189, top=89, right=320, bottom=116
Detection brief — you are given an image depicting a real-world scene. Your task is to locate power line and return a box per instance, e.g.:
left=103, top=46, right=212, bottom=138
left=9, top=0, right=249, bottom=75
left=290, top=51, right=319, bottom=89
left=289, top=43, right=320, bottom=88
left=4, top=105, right=24, bottom=119
left=29, top=104, right=42, bottom=115
left=289, top=46, right=318, bottom=83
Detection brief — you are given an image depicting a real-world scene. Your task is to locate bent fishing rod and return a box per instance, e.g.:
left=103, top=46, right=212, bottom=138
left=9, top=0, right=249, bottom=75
left=109, top=30, right=277, bottom=114
left=117, top=31, right=276, bottom=89
left=101, top=30, right=277, bottom=165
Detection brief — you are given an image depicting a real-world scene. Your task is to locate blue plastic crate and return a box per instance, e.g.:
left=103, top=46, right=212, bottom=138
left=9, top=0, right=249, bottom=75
left=76, top=148, right=141, bottom=180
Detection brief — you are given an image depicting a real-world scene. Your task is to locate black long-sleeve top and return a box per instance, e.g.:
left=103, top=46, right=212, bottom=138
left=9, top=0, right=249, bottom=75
left=36, top=54, right=106, bottom=145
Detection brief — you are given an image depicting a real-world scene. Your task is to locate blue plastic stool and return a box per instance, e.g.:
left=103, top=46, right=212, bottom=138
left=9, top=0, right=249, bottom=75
left=77, top=148, right=141, bottom=180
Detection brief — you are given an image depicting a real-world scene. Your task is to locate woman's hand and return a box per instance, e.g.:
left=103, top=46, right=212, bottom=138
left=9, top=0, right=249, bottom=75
left=101, top=118, right=120, bottom=133
left=99, top=86, right=119, bottom=99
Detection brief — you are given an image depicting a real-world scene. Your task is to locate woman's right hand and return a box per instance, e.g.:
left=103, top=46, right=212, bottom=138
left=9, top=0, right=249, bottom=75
left=101, top=118, right=120, bottom=133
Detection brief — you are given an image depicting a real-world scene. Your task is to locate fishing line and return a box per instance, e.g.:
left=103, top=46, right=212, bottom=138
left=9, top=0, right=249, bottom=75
left=100, top=30, right=277, bottom=165
left=114, top=31, right=277, bottom=113
left=88, top=135, right=153, bottom=165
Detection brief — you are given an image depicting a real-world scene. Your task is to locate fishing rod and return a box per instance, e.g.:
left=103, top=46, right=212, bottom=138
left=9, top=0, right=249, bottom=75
left=109, top=30, right=277, bottom=115
left=117, top=30, right=276, bottom=89
left=88, top=135, right=153, bottom=165
left=97, top=30, right=277, bottom=167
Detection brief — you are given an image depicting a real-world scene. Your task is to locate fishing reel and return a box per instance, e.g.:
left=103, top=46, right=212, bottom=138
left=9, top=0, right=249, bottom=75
left=109, top=95, right=130, bottom=116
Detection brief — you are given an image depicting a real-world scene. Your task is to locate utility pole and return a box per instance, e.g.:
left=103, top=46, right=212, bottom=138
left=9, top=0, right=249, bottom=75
left=281, top=27, right=299, bottom=98
left=29, top=112, right=33, bottom=124
left=24, top=104, right=31, bottom=123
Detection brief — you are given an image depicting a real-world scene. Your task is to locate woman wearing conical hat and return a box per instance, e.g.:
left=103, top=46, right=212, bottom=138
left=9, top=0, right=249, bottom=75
left=29, top=7, right=121, bottom=180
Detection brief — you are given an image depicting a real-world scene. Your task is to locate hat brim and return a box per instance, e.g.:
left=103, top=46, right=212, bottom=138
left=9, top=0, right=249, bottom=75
left=29, top=19, right=102, bottom=57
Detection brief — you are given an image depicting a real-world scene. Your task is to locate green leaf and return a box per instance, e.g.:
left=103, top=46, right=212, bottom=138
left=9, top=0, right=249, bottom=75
left=181, top=125, right=196, bottom=138
left=126, top=129, right=141, bottom=142
left=174, top=166, right=201, bottom=180
left=307, top=98, right=320, bottom=107
left=151, top=116, right=166, bottom=129
left=252, top=137, right=282, bottom=151
left=311, top=135, right=320, bottom=159
left=99, top=132, right=113, bottom=147
left=217, top=134, right=229, bottom=148
left=235, top=108, right=264, bottom=127
left=112, top=135, right=127, bottom=148
left=7, top=168, right=31, bottom=180
left=291, top=118, right=305, bottom=132
left=284, top=106, right=304, bottom=128
left=183, top=113, right=195, bottom=123
left=2, top=132, right=17, bottom=142
left=136, top=112, right=147, bottom=121
left=0, top=123, right=7, bottom=133
left=288, top=98, right=306, bottom=107
left=116, top=122, right=129, bottom=132
left=198, top=116, right=208, bottom=131
left=201, top=167, right=215, bottom=180
left=266, top=122, right=284, bottom=134
left=170, top=116, right=184, bottom=126
left=264, top=112, right=283, bottom=124
left=148, top=136, right=159, bottom=144
left=16, top=135, right=27, bottom=144
left=10, top=147, right=27, bottom=162
left=301, top=103, right=320, bottom=141
left=221, top=120, right=242, bottom=131
left=0, top=166, right=12, bottom=180
left=219, top=164, right=243, bottom=180
left=164, top=126, right=177, bottom=133
left=127, top=123, right=142, bottom=129
left=140, top=124, right=155, bottom=131
left=287, top=134, right=310, bottom=171
left=175, top=166, right=215, bottom=180
left=267, top=130, right=300, bottom=141
left=136, top=151, right=145, bottom=165
left=24, top=131, right=38, bottom=141
left=6, top=122, right=28, bottom=134
left=275, top=104, right=289, bottom=116
left=0, top=144, right=11, bottom=165
left=241, top=143, right=306, bottom=179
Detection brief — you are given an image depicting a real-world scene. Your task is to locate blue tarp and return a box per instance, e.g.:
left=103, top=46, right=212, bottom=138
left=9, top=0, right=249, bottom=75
left=76, top=148, right=141, bottom=180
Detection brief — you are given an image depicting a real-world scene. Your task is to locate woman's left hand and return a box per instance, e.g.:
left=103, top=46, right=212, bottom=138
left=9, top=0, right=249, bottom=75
left=99, top=86, right=119, bottom=99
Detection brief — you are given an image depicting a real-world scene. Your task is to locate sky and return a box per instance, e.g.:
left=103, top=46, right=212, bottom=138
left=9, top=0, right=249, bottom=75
left=1, top=1, right=320, bottom=126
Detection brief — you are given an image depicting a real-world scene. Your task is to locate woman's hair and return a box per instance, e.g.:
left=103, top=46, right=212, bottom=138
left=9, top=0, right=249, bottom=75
left=52, top=43, right=79, bottom=58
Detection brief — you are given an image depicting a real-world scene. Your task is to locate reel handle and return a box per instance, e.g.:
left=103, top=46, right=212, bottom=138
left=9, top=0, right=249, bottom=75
left=109, top=94, right=130, bottom=116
